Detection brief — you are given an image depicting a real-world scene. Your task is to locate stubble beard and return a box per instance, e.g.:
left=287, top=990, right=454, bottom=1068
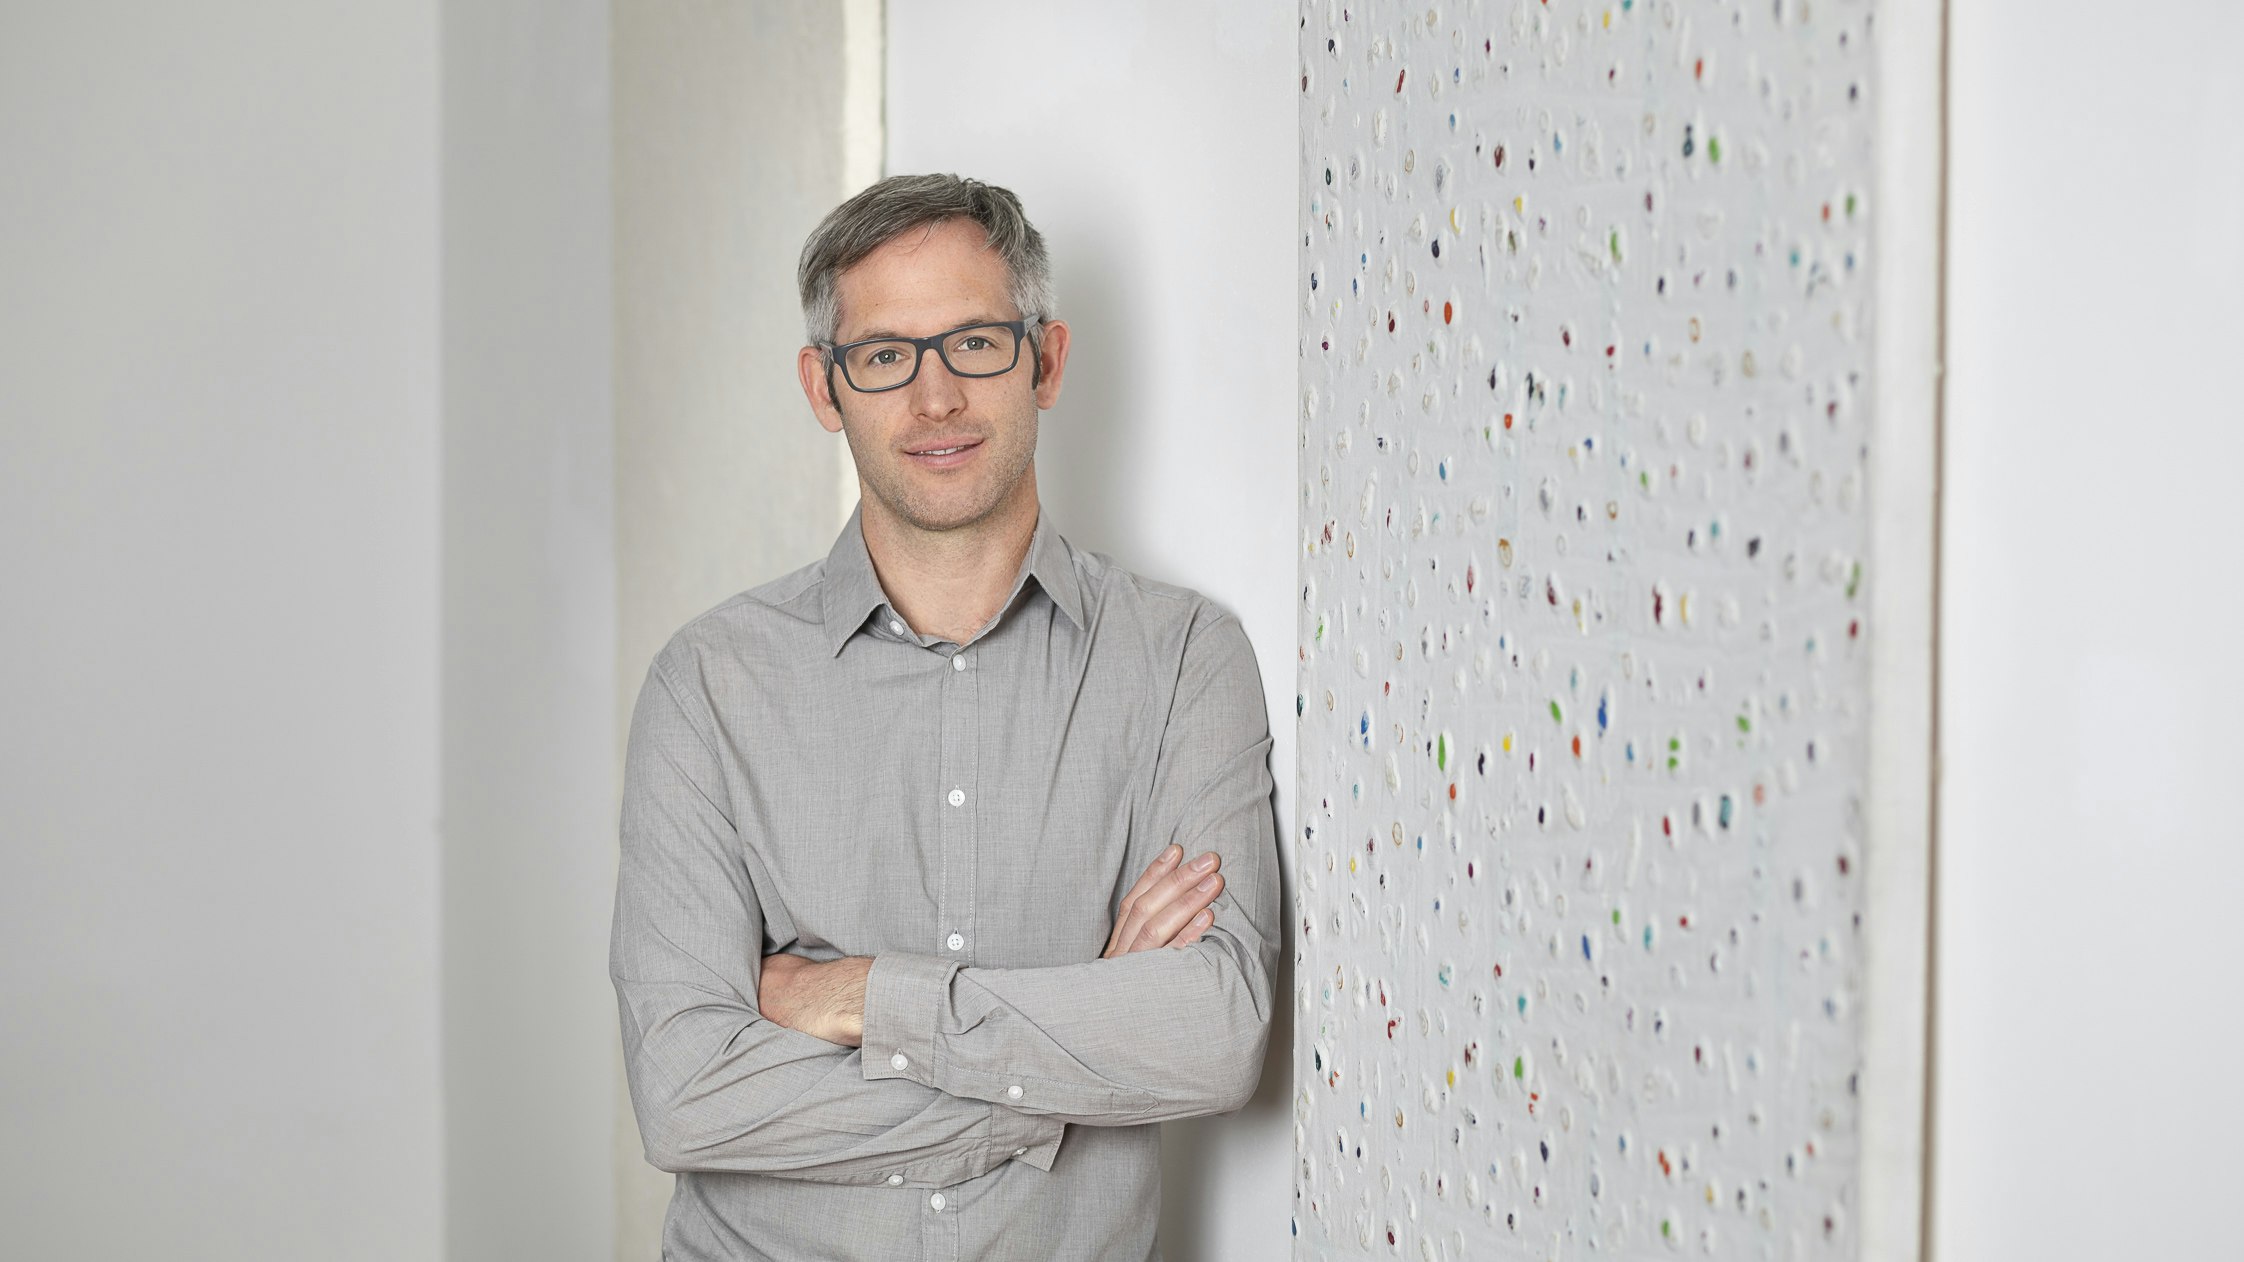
left=838, top=393, right=1040, bottom=536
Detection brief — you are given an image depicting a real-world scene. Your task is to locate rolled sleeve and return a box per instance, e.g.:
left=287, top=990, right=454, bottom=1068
left=859, top=951, right=956, bottom=1087
left=862, top=955, right=1070, bottom=1169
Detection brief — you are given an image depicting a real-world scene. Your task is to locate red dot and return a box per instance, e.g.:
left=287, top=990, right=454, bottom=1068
left=1443, top=301, right=1454, bottom=323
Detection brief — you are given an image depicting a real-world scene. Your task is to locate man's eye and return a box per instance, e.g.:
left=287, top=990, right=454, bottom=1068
left=957, top=336, right=991, bottom=351
left=867, top=348, right=900, bottom=365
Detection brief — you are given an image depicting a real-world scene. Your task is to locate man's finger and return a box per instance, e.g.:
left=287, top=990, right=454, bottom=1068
left=1168, top=906, right=1215, bottom=949
left=1110, top=852, right=1219, bottom=954
left=1104, top=844, right=1183, bottom=955
left=1127, top=869, right=1223, bottom=953
left=1116, top=844, right=1181, bottom=922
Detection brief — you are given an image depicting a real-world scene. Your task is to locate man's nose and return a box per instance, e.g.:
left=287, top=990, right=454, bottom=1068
left=905, top=345, right=967, bottom=416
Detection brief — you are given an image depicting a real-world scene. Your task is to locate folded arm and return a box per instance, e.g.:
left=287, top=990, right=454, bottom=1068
left=609, top=652, right=1066, bottom=1185
left=860, top=607, right=1281, bottom=1127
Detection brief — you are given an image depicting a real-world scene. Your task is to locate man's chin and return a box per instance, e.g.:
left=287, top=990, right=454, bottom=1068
left=877, top=489, right=998, bottom=535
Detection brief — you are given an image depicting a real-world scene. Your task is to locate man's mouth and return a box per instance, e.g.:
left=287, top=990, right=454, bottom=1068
left=905, top=438, right=983, bottom=466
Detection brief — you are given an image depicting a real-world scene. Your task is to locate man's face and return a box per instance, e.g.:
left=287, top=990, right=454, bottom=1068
left=797, top=216, right=1071, bottom=535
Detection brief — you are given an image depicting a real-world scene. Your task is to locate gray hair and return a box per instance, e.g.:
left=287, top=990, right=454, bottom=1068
left=797, top=173, right=1055, bottom=350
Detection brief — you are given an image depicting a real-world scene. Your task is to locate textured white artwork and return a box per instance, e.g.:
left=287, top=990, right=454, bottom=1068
left=1295, top=2, right=1877, bottom=1257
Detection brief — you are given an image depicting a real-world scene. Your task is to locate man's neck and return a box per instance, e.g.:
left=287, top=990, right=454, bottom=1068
left=858, top=485, right=1040, bottom=646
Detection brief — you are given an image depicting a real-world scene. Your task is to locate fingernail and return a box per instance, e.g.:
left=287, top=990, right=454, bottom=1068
left=1166, top=845, right=1183, bottom=862
left=1197, top=874, right=1219, bottom=892
left=1192, top=853, right=1217, bottom=871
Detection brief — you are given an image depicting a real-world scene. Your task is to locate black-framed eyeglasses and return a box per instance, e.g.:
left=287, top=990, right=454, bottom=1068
left=820, top=318, right=1039, bottom=393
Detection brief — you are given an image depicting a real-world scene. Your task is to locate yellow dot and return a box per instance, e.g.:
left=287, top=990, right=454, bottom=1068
left=1501, top=732, right=1515, bottom=753
left=1513, top=194, right=1526, bottom=215
left=1449, top=206, right=1462, bottom=232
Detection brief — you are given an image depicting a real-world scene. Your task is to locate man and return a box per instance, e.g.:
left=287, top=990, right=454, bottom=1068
left=608, top=173, right=1280, bottom=1261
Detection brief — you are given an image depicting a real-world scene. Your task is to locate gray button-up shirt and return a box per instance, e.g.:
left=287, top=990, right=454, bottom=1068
left=610, top=500, right=1279, bottom=1261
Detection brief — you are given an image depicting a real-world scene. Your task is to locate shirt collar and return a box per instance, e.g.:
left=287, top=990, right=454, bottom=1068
left=820, top=499, right=1087, bottom=657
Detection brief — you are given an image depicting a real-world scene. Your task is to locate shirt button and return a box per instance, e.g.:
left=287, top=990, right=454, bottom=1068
left=888, top=619, right=904, bottom=635
left=890, top=1052, right=909, bottom=1071
left=946, top=932, right=965, bottom=951
left=1014, top=1147, right=1028, bottom=1157
left=886, top=1173, right=904, bottom=1186
left=1007, top=1084, right=1023, bottom=1100
left=947, top=788, right=965, bottom=807
left=951, top=654, right=967, bottom=671
left=928, top=1192, right=946, bottom=1212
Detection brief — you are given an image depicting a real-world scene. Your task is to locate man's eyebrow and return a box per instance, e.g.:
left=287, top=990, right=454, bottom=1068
left=842, top=317, right=1014, bottom=342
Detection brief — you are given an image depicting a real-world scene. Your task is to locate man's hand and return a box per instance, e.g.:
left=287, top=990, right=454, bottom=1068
left=1102, top=843, right=1223, bottom=958
left=757, top=953, right=873, bottom=1047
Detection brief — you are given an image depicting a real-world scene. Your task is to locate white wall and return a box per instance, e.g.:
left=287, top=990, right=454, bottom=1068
left=886, top=5, right=1298, bottom=1258
left=1935, top=3, right=2244, bottom=1259
left=0, top=4, right=444, bottom=1256
left=442, top=1, right=617, bottom=1257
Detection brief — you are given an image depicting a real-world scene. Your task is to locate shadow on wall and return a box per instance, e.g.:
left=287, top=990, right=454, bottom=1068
left=1035, top=220, right=1141, bottom=557
left=1038, top=223, right=1296, bottom=1253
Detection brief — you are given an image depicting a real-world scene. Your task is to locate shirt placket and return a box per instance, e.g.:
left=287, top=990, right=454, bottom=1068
left=933, top=635, right=978, bottom=1260
left=937, top=636, right=979, bottom=979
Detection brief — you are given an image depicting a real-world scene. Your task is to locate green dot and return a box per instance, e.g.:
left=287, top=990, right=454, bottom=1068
left=1707, top=135, right=1722, bottom=163
left=1549, top=700, right=1563, bottom=723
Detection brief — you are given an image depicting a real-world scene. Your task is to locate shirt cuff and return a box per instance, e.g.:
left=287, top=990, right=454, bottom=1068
left=988, top=1102, right=1068, bottom=1173
left=861, top=951, right=957, bottom=1087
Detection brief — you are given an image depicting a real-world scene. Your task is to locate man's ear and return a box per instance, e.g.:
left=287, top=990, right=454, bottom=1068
left=1032, top=318, right=1071, bottom=410
left=798, top=345, right=846, bottom=434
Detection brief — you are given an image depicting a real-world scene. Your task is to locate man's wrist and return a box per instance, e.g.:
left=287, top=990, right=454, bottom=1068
left=835, top=956, right=873, bottom=1046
